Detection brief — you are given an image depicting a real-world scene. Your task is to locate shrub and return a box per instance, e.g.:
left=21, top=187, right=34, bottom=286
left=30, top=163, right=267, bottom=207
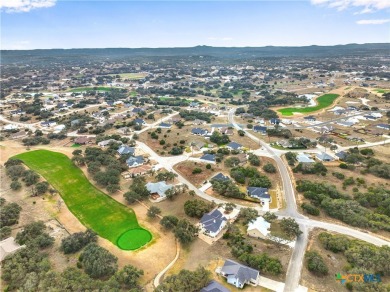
left=263, top=163, right=276, bottom=173
left=192, top=168, right=202, bottom=174
left=301, top=203, right=320, bottom=216
left=305, top=251, right=328, bottom=275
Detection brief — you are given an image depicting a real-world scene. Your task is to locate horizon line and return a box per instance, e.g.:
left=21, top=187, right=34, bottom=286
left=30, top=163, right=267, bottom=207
left=2, top=42, right=389, bottom=51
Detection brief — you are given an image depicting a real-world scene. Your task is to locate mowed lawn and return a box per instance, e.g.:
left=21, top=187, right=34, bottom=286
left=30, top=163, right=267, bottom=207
left=277, top=93, right=340, bottom=116
left=14, top=150, right=152, bottom=250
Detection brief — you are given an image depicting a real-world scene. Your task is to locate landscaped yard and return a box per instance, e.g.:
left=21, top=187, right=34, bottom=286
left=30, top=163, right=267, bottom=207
left=14, top=150, right=152, bottom=250
left=277, top=94, right=340, bottom=116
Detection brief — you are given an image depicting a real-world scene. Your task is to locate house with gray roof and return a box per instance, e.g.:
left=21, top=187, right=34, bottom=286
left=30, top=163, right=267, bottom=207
left=117, top=145, right=135, bottom=156
left=134, top=118, right=146, bottom=125
left=192, top=128, right=209, bottom=136
left=158, top=122, right=172, bottom=129
left=316, top=152, right=334, bottom=162
left=126, top=155, right=145, bottom=168
left=199, top=209, right=227, bottom=238
left=376, top=124, right=390, bottom=130
left=146, top=181, right=173, bottom=199
left=226, top=142, right=243, bottom=151
left=201, top=281, right=230, bottom=292
left=253, top=125, right=267, bottom=135
left=219, top=259, right=260, bottom=289
left=296, top=153, right=315, bottom=164
left=200, top=154, right=216, bottom=162
left=211, top=173, right=230, bottom=182
left=335, top=151, right=348, bottom=160
left=247, top=187, right=271, bottom=211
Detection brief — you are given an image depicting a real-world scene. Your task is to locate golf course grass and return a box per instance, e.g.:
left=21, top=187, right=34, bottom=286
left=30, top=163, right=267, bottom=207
left=374, top=89, right=390, bottom=94
left=14, top=150, right=152, bottom=250
left=277, top=93, right=340, bottom=116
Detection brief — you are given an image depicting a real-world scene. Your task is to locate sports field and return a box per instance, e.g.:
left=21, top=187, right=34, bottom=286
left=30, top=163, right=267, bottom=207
left=277, top=93, right=340, bottom=116
left=14, top=150, right=152, bottom=250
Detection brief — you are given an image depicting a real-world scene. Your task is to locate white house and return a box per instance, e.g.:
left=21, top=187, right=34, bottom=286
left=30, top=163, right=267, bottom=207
left=247, top=217, right=271, bottom=239
left=0, top=237, right=25, bottom=262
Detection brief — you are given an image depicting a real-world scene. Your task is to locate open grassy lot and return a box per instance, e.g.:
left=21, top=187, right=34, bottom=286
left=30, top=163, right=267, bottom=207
left=277, top=94, right=340, bottom=116
left=68, top=86, right=120, bottom=92
left=374, top=89, right=390, bottom=94
left=108, top=72, right=147, bottom=79
left=14, top=150, right=151, bottom=250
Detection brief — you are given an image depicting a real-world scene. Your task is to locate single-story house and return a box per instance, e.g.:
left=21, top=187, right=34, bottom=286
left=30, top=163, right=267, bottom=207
left=253, top=126, right=267, bottom=135
left=146, top=181, right=173, bottom=200
left=3, top=124, right=19, bottom=131
left=296, top=153, right=315, bottom=164
left=304, top=115, right=316, bottom=122
left=269, top=118, right=280, bottom=125
left=0, top=237, right=25, bottom=262
left=363, top=115, right=377, bottom=121
left=158, top=122, right=171, bottom=129
left=220, top=127, right=234, bottom=136
left=337, top=121, right=355, bottom=127
left=201, top=280, right=230, bottom=292
left=41, top=121, right=57, bottom=127
left=98, top=139, right=123, bottom=148
left=335, top=151, right=348, bottom=160
left=219, top=259, right=260, bottom=289
left=376, top=124, right=390, bottom=130
left=226, top=142, right=243, bottom=151
left=316, top=152, right=334, bottom=162
left=247, top=187, right=271, bottom=211
left=200, top=154, right=216, bottom=162
left=121, top=165, right=152, bottom=179
left=247, top=217, right=271, bottom=239
left=134, top=118, right=146, bottom=125
left=211, top=173, right=230, bottom=182
left=236, top=153, right=248, bottom=165
left=132, top=107, right=144, bottom=113
left=117, top=145, right=135, bottom=156
left=74, top=136, right=93, bottom=145
left=199, top=209, right=227, bottom=238
left=193, top=119, right=207, bottom=125
left=126, top=155, right=145, bottom=168
left=189, top=102, right=199, bottom=107
left=192, top=128, right=209, bottom=136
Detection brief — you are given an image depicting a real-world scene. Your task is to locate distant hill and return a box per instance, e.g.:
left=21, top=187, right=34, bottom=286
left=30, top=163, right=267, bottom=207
left=1, top=43, right=389, bottom=65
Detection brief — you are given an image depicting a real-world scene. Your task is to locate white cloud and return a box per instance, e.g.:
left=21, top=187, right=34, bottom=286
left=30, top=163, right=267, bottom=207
left=311, top=0, right=390, bottom=13
left=207, top=37, right=233, bottom=41
left=0, top=0, right=56, bottom=13
left=356, top=18, right=390, bottom=24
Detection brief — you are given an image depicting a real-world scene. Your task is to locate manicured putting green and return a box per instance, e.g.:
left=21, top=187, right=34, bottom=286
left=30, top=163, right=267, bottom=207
left=278, top=93, right=340, bottom=116
left=117, top=228, right=152, bottom=250
left=14, top=150, right=152, bottom=250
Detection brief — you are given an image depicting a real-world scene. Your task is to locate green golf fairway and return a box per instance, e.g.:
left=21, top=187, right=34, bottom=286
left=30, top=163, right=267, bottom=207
left=14, top=150, right=152, bottom=250
left=278, top=94, right=340, bottom=116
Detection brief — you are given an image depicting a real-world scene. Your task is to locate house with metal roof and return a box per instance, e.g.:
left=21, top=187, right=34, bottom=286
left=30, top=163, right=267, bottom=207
left=134, top=118, right=146, bottom=125
left=199, top=209, right=227, bottom=238
left=126, top=155, right=145, bottom=168
left=335, top=151, right=348, bottom=160
left=296, top=153, right=315, bottom=164
left=117, top=145, right=135, bottom=156
left=201, top=281, right=230, bottom=292
left=247, top=217, right=271, bottom=239
left=219, top=259, right=260, bottom=289
left=316, top=152, right=334, bottom=162
left=376, top=124, right=390, bottom=130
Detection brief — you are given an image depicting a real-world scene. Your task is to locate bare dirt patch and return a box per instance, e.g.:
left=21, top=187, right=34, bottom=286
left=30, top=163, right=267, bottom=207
left=174, top=161, right=222, bottom=187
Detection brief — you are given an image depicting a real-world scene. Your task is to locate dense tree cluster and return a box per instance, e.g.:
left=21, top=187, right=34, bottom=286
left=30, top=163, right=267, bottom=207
left=210, top=131, right=230, bottom=145
left=179, top=110, right=212, bottom=123
left=0, top=200, right=22, bottom=228
left=230, top=166, right=272, bottom=188
left=184, top=199, right=213, bottom=218
left=224, top=226, right=282, bottom=275
left=16, top=221, right=54, bottom=249
left=285, top=152, right=297, bottom=166
left=297, top=180, right=390, bottom=231
left=248, top=153, right=260, bottom=166
left=293, top=162, right=327, bottom=175
left=61, top=229, right=97, bottom=254
left=155, top=267, right=211, bottom=292
left=124, top=176, right=150, bottom=203
left=305, top=251, right=328, bottom=275
left=211, top=180, right=245, bottom=199
left=318, top=232, right=390, bottom=278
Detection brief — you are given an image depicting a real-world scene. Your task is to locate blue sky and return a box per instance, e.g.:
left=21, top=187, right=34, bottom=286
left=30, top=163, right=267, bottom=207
left=1, top=0, right=389, bottom=49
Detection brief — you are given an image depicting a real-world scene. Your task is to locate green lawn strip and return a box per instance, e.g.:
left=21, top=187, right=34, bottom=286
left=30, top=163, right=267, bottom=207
left=374, top=89, right=390, bottom=94
left=14, top=150, right=151, bottom=250
left=108, top=73, right=147, bottom=79
left=277, top=94, right=340, bottom=116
